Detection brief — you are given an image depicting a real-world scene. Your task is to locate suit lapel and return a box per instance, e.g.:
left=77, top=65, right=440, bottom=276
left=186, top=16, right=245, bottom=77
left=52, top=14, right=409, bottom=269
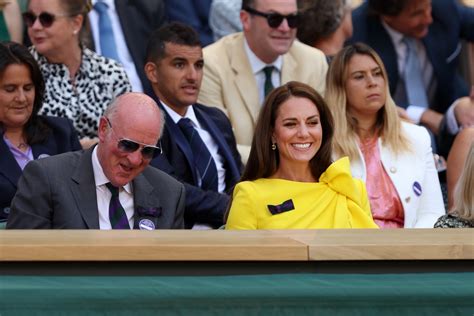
left=31, top=135, right=56, bottom=159
left=194, top=106, right=240, bottom=185
left=281, top=52, right=297, bottom=84
left=70, top=148, right=100, bottom=229
left=158, top=102, right=199, bottom=183
left=230, top=36, right=260, bottom=124
left=0, top=139, right=23, bottom=188
left=114, top=0, right=135, bottom=58
left=369, top=17, right=399, bottom=95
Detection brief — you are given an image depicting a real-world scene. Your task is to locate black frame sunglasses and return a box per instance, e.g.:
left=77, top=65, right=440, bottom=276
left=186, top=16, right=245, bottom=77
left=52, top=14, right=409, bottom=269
left=22, top=11, right=72, bottom=28
left=105, top=117, right=162, bottom=160
left=244, top=6, right=299, bottom=29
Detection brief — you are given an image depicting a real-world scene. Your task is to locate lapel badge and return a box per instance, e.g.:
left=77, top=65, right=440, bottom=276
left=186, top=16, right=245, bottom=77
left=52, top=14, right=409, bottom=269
left=139, top=218, right=156, bottom=230
left=412, top=181, right=422, bottom=197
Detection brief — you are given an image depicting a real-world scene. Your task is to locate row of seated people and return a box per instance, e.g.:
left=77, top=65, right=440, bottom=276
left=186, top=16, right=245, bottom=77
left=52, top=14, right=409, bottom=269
left=0, top=0, right=218, bottom=93
left=1, top=27, right=472, bottom=230
left=3, top=0, right=473, bottom=187
left=1, top=0, right=474, bottom=228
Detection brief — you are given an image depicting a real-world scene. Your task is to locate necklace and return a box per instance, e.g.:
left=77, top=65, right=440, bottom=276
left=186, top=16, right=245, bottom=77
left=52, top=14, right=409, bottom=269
left=17, top=142, right=28, bottom=150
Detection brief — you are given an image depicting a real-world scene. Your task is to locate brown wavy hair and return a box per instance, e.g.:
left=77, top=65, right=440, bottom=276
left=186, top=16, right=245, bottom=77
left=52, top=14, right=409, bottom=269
left=241, top=81, right=334, bottom=182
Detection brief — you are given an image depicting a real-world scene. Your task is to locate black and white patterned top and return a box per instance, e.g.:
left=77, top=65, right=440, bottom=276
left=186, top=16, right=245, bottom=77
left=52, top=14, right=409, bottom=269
left=434, top=214, right=474, bottom=228
left=31, top=47, right=132, bottom=138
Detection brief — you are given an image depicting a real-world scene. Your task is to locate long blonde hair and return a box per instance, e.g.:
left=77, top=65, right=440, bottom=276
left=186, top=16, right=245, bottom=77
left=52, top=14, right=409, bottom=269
left=325, top=43, right=411, bottom=162
left=452, top=143, right=474, bottom=220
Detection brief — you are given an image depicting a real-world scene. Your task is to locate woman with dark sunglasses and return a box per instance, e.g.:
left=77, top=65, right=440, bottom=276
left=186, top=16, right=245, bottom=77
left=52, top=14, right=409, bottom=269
left=24, top=0, right=131, bottom=148
left=0, top=42, right=81, bottom=223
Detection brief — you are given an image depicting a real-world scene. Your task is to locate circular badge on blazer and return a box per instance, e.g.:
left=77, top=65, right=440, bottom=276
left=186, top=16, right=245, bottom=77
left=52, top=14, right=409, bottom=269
left=412, top=181, right=422, bottom=197
left=139, top=219, right=155, bottom=230
left=3, top=207, right=10, bottom=215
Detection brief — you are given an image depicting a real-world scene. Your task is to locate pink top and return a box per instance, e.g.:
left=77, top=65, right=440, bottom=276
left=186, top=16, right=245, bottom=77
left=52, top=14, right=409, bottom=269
left=359, top=136, right=404, bottom=228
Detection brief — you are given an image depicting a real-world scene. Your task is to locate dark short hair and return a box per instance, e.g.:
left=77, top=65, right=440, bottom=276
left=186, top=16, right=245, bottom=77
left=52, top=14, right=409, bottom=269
left=368, top=0, right=410, bottom=16
left=0, top=42, right=49, bottom=144
left=241, top=0, right=256, bottom=10
left=297, top=0, right=347, bottom=46
left=145, top=22, right=202, bottom=63
left=242, top=81, right=334, bottom=182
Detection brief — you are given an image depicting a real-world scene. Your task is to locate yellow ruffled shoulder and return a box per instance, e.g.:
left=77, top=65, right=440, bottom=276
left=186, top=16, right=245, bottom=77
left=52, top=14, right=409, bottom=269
left=319, top=157, right=362, bottom=205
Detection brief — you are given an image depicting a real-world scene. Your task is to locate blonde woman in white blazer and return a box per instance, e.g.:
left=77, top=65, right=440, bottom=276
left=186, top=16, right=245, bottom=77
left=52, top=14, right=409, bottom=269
left=326, top=43, right=445, bottom=228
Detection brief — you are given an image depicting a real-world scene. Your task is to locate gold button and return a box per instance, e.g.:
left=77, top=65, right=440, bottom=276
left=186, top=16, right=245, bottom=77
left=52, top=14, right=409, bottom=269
left=390, top=167, right=397, bottom=173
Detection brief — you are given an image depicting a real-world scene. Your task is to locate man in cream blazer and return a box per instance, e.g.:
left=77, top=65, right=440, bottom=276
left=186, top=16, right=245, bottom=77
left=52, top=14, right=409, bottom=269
left=198, top=0, right=328, bottom=161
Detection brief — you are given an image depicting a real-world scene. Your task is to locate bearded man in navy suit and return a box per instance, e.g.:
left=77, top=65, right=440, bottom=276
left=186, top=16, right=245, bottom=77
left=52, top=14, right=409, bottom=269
left=145, top=23, right=243, bottom=229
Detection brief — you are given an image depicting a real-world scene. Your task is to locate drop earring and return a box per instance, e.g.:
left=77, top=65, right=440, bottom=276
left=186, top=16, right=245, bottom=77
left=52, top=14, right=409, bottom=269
left=271, top=143, right=276, bottom=151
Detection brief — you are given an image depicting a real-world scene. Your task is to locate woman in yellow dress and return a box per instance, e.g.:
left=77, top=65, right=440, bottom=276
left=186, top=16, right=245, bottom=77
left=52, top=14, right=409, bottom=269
left=225, top=81, right=378, bottom=229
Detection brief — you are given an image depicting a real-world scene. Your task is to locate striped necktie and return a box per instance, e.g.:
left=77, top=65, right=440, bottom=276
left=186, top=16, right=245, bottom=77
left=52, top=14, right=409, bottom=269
left=178, top=118, right=218, bottom=191
left=106, top=183, right=130, bottom=229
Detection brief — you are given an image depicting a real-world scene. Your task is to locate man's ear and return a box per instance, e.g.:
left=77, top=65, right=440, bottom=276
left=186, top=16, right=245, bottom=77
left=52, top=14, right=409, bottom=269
left=144, top=62, right=158, bottom=83
left=240, top=10, right=251, bottom=32
left=97, top=117, right=108, bottom=142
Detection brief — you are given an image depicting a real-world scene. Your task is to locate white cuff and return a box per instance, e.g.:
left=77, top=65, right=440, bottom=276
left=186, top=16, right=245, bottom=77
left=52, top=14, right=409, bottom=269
left=445, top=102, right=459, bottom=135
left=406, top=105, right=426, bottom=124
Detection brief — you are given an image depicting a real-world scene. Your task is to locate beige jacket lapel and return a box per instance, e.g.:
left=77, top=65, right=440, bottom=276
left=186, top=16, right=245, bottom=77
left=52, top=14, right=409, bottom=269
left=281, top=50, right=297, bottom=84
left=229, top=35, right=260, bottom=124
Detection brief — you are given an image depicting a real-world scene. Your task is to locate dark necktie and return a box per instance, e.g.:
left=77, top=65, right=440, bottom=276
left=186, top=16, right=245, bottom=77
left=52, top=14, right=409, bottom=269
left=178, top=118, right=218, bottom=191
left=263, top=66, right=275, bottom=97
left=106, top=183, right=130, bottom=229
left=403, top=37, right=428, bottom=108
left=94, top=1, right=120, bottom=61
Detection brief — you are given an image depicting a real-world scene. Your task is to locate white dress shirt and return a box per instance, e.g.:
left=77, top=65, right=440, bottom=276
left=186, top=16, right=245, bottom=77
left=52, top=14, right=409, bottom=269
left=244, top=38, right=283, bottom=105
left=88, top=0, right=144, bottom=92
left=161, top=103, right=227, bottom=193
left=92, top=146, right=134, bottom=229
left=382, top=21, right=459, bottom=133
left=382, top=21, right=434, bottom=124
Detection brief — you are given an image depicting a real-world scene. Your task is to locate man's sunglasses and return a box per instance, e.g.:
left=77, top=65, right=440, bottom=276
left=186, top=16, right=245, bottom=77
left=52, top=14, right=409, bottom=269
left=244, top=7, right=299, bottom=29
left=106, top=117, right=162, bottom=160
left=22, top=11, right=72, bottom=28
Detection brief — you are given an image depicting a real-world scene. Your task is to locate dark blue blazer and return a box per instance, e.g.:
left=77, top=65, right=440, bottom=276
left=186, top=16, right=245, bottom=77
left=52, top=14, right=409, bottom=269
left=164, top=0, right=213, bottom=46
left=350, top=0, right=474, bottom=113
left=151, top=102, right=243, bottom=228
left=0, top=116, right=81, bottom=220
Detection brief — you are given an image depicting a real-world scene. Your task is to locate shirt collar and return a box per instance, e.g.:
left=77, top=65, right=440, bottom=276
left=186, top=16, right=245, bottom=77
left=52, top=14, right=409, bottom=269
left=243, top=37, right=283, bottom=75
left=92, top=146, right=132, bottom=194
left=92, top=0, right=116, bottom=10
left=161, top=102, right=201, bottom=129
left=381, top=19, right=405, bottom=45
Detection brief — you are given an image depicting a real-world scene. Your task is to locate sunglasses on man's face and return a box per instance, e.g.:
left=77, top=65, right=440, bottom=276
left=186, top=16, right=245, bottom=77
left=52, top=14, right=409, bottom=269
left=22, top=11, right=71, bottom=28
left=244, top=6, right=299, bottom=29
left=105, top=117, right=162, bottom=160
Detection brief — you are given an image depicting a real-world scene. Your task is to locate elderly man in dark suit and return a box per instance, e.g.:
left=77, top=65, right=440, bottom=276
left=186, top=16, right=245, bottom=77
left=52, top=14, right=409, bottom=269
left=7, top=93, right=185, bottom=229
left=145, top=23, right=243, bottom=229
left=350, top=0, right=474, bottom=156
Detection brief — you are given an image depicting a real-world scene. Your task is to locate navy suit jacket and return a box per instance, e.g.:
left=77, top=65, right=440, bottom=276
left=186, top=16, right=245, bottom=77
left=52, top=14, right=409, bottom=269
left=350, top=0, right=474, bottom=113
left=84, top=0, right=166, bottom=96
left=0, top=116, right=81, bottom=220
left=165, top=0, right=214, bottom=46
left=151, top=102, right=242, bottom=228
